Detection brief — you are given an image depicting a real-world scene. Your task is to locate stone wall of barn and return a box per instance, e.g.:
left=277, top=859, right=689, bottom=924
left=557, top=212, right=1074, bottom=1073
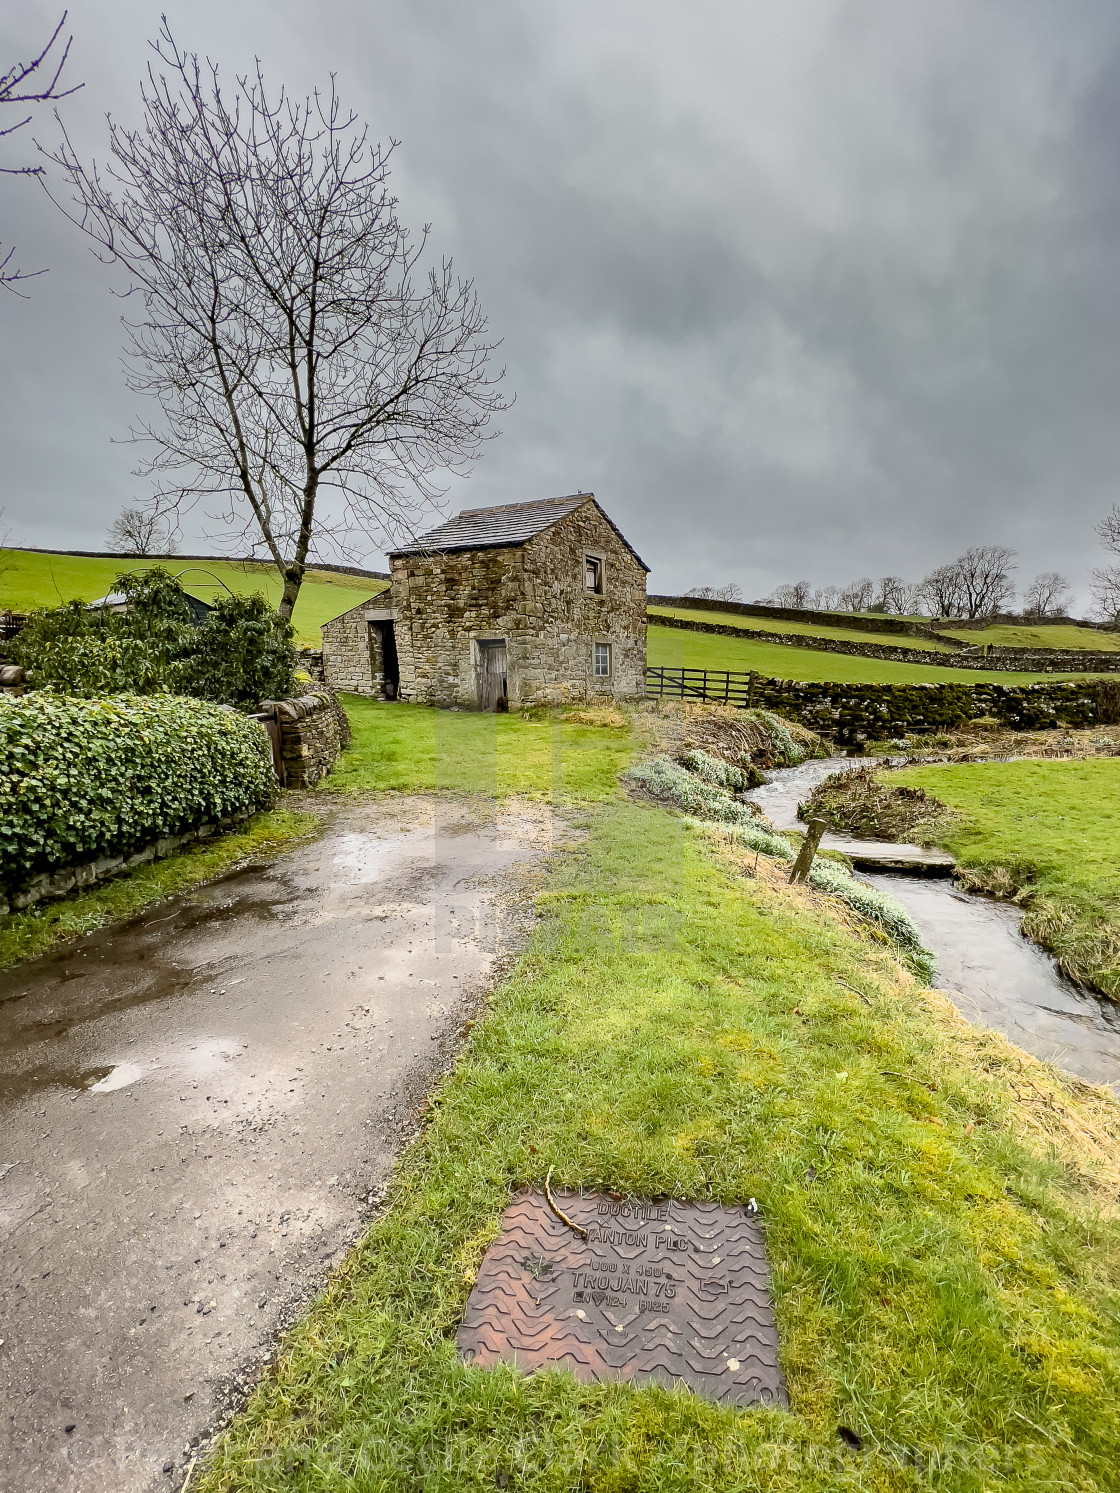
left=391, top=502, right=647, bottom=707
left=320, top=594, right=386, bottom=695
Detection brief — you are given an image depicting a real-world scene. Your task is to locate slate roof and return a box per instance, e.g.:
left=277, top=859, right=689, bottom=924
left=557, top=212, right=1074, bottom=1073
left=389, top=494, right=649, bottom=570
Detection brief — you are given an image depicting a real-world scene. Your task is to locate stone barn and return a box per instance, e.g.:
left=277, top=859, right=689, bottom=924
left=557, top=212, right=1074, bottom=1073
left=319, top=494, right=648, bottom=708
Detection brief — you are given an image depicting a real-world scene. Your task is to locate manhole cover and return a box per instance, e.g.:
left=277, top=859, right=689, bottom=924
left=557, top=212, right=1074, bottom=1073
left=457, top=1189, right=787, bottom=1407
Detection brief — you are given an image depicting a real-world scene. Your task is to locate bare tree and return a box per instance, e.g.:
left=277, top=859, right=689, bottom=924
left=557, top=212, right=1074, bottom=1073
left=954, top=545, right=1017, bottom=617
left=106, top=504, right=177, bottom=556
left=920, top=547, right=1016, bottom=619
left=1092, top=568, right=1120, bottom=624
left=837, top=577, right=874, bottom=613
left=918, top=562, right=967, bottom=619
left=872, top=576, right=908, bottom=613
left=1091, top=505, right=1120, bottom=622
left=685, top=583, right=743, bottom=603
left=1022, top=571, right=1071, bottom=618
left=1, top=13, right=81, bottom=291
left=1097, top=504, right=1120, bottom=553
left=759, top=580, right=813, bottom=609
left=47, top=24, right=506, bottom=620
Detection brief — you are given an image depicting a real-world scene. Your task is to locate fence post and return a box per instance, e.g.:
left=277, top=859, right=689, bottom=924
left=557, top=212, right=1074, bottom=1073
left=747, top=670, right=758, bottom=708
left=788, top=817, right=828, bottom=884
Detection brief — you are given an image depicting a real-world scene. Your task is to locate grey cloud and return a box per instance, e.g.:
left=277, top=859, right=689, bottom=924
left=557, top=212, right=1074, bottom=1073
left=3, top=0, right=1120, bottom=607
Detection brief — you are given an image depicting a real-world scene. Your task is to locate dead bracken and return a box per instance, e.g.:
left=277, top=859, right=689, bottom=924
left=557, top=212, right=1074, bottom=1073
left=800, top=764, right=949, bottom=841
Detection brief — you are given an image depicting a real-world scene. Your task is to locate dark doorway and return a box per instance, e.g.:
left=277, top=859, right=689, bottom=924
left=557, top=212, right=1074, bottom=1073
left=478, top=640, right=508, bottom=711
left=368, top=621, right=400, bottom=700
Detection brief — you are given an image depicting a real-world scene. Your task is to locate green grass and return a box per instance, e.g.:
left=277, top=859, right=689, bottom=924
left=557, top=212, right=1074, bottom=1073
left=0, top=807, right=318, bottom=970
left=199, top=798, right=1120, bottom=1492
left=937, top=625, right=1120, bottom=652
left=890, top=758, right=1120, bottom=998
left=647, top=624, right=1100, bottom=686
left=649, top=605, right=959, bottom=652
left=327, top=695, right=633, bottom=800
left=0, top=548, right=385, bottom=647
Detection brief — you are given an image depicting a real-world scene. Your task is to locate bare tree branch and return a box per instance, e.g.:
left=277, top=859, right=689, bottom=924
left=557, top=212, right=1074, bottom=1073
left=44, top=21, right=508, bottom=618
left=0, top=12, right=82, bottom=291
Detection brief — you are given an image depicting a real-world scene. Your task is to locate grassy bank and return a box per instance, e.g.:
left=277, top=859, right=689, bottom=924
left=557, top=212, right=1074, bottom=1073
left=646, top=623, right=1098, bottom=686
left=199, top=798, right=1120, bottom=1492
left=0, top=548, right=383, bottom=647
left=0, top=808, right=318, bottom=970
left=648, top=605, right=958, bottom=652
left=328, top=695, right=632, bottom=799
left=938, top=624, right=1120, bottom=652
left=890, top=758, right=1120, bottom=998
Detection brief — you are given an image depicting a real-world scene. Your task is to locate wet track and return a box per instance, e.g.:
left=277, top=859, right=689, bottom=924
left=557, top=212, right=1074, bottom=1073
left=0, top=796, right=555, bottom=1492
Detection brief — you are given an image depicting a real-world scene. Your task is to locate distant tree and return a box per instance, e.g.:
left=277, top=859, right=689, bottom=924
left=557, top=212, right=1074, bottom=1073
left=813, top=584, right=842, bottom=611
left=759, top=580, right=813, bottom=609
left=106, top=504, right=178, bottom=556
left=918, top=563, right=965, bottom=618
left=1022, top=571, right=1072, bottom=618
left=1, top=13, right=81, bottom=291
left=837, top=578, right=875, bottom=613
left=685, top=583, right=743, bottom=603
left=920, top=547, right=1016, bottom=619
left=47, top=22, right=506, bottom=622
left=871, top=576, right=908, bottom=614
left=954, top=545, right=1017, bottom=617
left=1091, top=505, right=1120, bottom=623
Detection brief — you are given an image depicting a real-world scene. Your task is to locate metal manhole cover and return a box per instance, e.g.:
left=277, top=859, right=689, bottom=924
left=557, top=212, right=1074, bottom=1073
left=457, top=1190, right=787, bottom=1407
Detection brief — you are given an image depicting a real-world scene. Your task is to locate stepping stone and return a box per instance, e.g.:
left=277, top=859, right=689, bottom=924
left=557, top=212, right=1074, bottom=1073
left=457, top=1190, right=787, bottom=1407
left=821, top=834, right=956, bottom=873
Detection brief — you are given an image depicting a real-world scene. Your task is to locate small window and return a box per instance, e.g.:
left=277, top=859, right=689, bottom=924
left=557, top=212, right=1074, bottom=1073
left=594, top=641, right=612, bottom=678
left=585, top=555, right=603, bottom=594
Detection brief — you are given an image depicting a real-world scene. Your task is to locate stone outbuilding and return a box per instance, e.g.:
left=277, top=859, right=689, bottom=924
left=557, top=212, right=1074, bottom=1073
left=319, top=493, right=648, bottom=708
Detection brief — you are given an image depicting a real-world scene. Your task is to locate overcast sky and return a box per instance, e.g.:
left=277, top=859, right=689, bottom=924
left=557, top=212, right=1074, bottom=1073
left=2, top=0, right=1119, bottom=605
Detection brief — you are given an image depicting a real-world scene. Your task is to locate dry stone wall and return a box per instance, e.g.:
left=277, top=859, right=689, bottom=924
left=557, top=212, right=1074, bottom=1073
left=256, top=691, right=351, bottom=787
left=649, top=612, right=1120, bottom=673
left=743, top=677, right=1111, bottom=745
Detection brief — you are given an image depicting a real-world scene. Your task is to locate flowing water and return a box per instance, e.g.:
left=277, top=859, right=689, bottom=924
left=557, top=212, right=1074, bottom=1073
left=747, top=758, right=1120, bottom=1091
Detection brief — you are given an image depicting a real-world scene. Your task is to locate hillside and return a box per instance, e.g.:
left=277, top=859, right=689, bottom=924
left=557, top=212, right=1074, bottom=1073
left=646, top=621, right=1100, bottom=685
left=648, top=602, right=959, bottom=652
left=0, top=549, right=387, bottom=648
left=937, top=622, right=1120, bottom=651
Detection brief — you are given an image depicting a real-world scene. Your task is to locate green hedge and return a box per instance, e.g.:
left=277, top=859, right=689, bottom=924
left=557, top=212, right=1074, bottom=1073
left=0, top=694, right=277, bottom=893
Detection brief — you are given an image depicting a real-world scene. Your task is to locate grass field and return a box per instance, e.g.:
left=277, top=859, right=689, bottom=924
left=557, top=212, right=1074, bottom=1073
left=649, top=604, right=958, bottom=652
left=0, top=548, right=385, bottom=647
left=937, top=624, right=1120, bottom=652
left=890, top=758, right=1120, bottom=998
left=198, top=787, right=1120, bottom=1492
left=646, top=623, right=1095, bottom=685
left=329, top=695, right=633, bottom=800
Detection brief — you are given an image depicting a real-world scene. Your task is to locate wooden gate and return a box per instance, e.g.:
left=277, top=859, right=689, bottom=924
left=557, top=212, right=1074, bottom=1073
left=478, top=640, right=508, bottom=711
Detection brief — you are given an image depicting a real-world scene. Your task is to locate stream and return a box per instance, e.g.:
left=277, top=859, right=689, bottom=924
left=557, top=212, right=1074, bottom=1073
left=747, top=758, right=1120, bottom=1092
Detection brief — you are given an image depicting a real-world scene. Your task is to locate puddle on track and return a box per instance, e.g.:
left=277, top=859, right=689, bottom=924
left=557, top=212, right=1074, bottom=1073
left=748, top=758, right=1120, bottom=1092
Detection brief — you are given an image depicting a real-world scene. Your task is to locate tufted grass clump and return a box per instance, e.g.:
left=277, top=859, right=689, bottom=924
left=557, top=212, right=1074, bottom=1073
left=679, top=747, right=763, bottom=792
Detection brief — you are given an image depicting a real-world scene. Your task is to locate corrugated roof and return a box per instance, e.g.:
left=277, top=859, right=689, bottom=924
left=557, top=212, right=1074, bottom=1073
left=389, top=494, right=649, bottom=570
left=390, top=495, right=590, bottom=556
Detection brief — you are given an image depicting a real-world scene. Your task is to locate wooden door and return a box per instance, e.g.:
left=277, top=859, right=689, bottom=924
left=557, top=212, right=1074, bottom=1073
left=478, top=640, right=508, bottom=711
